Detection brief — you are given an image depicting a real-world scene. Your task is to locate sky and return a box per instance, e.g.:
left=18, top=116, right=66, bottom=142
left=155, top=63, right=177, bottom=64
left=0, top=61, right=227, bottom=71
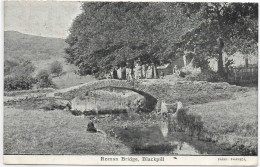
left=4, top=1, right=82, bottom=39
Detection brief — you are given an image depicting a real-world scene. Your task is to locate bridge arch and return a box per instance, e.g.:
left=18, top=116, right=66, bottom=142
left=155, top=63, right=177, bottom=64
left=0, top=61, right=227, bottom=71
left=55, top=79, right=159, bottom=111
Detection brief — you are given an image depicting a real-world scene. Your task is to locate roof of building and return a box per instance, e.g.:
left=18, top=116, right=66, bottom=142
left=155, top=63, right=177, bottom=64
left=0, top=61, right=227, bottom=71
left=157, top=63, right=170, bottom=69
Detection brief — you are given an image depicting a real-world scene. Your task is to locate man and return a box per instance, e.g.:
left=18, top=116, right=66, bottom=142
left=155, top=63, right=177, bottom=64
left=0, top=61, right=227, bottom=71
left=126, top=62, right=132, bottom=81
left=160, top=71, right=165, bottom=79
left=134, top=61, right=142, bottom=80
left=112, top=67, right=118, bottom=79
left=87, top=120, right=97, bottom=133
left=121, top=66, right=126, bottom=80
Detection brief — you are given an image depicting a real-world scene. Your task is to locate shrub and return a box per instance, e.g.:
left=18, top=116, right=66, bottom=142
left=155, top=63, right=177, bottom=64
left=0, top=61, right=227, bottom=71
left=4, top=75, right=35, bottom=91
left=4, top=60, right=19, bottom=76
left=179, top=71, right=188, bottom=78
left=71, top=110, right=83, bottom=116
left=36, top=70, right=54, bottom=88
left=4, top=59, right=35, bottom=77
left=177, top=108, right=203, bottom=137
left=185, top=70, right=225, bottom=82
left=4, top=59, right=36, bottom=91
left=50, top=61, right=63, bottom=76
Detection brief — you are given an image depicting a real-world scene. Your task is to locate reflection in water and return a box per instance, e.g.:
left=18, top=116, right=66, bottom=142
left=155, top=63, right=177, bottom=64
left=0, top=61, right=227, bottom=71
left=80, top=111, right=236, bottom=155
left=169, top=142, right=200, bottom=155
left=104, top=112, right=202, bottom=155
left=160, top=121, right=168, bottom=138
left=158, top=119, right=201, bottom=155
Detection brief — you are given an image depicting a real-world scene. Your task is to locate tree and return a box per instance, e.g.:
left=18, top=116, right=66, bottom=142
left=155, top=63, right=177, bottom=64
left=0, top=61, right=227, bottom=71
left=65, top=2, right=197, bottom=76
left=179, top=3, right=258, bottom=75
left=50, top=61, right=63, bottom=76
left=4, top=59, right=36, bottom=90
left=36, top=70, right=54, bottom=88
left=4, top=75, right=35, bottom=91
left=4, top=59, right=19, bottom=76
left=4, top=59, right=35, bottom=77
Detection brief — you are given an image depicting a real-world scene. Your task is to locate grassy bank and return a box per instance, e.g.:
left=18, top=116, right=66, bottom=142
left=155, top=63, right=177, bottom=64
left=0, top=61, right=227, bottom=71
left=177, top=88, right=257, bottom=155
left=4, top=79, right=257, bottom=155
left=4, top=107, right=130, bottom=155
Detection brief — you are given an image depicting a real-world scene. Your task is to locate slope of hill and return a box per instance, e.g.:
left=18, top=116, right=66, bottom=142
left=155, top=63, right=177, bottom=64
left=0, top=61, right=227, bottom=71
left=4, top=31, right=68, bottom=61
left=4, top=31, right=96, bottom=89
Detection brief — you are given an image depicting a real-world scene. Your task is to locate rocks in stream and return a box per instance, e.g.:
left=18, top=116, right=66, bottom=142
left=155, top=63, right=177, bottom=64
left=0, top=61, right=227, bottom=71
left=40, top=99, right=71, bottom=110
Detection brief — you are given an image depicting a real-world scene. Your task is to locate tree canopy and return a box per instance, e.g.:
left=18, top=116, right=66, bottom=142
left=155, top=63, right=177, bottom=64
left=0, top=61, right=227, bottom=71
left=179, top=3, right=258, bottom=73
left=65, top=2, right=258, bottom=76
left=65, top=2, right=199, bottom=75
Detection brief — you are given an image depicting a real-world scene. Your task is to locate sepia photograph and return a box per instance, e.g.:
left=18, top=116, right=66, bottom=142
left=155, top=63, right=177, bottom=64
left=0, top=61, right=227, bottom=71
left=3, top=1, right=258, bottom=165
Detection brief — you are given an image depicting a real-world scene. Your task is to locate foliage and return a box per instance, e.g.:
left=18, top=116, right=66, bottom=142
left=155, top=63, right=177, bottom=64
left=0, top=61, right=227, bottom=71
left=179, top=71, right=187, bottom=78
left=4, top=59, right=35, bottom=77
left=65, top=2, right=198, bottom=76
left=4, top=59, right=36, bottom=91
left=185, top=70, right=225, bottom=82
left=40, top=100, right=68, bottom=111
left=179, top=3, right=258, bottom=75
left=50, top=61, right=63, bottom=76
left=66, top=2, right=257, bottom=78
left=4, top=75, right=35, bottom=91
left=36, top=70, right=54, bottom=88
left=177, top=108, right=203, bottom=137
left=4, top=59, right=19, bottom=76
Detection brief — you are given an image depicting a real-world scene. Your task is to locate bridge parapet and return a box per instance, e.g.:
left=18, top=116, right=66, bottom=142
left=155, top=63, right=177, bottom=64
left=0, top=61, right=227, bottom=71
left=54, top=79, right=170, bottom=111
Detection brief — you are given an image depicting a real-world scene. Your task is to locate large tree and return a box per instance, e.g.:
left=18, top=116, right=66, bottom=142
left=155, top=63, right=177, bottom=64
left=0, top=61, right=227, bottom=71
left=179, top=3, right=258, bottom=74
left=65, top=2, right=197, bottom=76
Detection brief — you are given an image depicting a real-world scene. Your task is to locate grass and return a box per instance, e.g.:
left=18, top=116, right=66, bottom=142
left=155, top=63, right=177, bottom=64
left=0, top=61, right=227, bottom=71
left=52, top=72, right=95, bottom=89
left=141, top=79, right=248, bottom=106
left=32, top=58, right=96, bottom=89
left=184, top=88, right=257, bottom=154
left=4, top=78, right=257, bottom=155
left=4, top=88, right=54, bottom=97
left=4, top=107, right=130, bottom=155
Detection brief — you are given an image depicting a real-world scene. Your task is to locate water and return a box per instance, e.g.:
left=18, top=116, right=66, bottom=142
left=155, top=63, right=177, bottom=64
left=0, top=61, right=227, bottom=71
left=110, top=125, right=201, bottom=155
left=73, top=111, right=241, bottom=155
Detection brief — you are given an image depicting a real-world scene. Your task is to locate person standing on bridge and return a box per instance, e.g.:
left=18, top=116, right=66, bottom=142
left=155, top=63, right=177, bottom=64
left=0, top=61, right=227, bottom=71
left=134, top=60, right=142, bottom=80
left=126, top=62, right=132, bottom=81
left=112, top=67, right=118, bottom=79
left=121, top=65, right=126, bottom=80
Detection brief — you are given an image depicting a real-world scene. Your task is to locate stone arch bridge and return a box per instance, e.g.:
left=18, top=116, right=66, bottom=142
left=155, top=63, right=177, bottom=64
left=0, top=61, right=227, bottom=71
left=53, top=79, right=169, bottom=111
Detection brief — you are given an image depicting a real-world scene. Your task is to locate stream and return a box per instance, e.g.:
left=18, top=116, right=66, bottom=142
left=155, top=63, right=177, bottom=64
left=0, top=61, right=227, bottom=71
left=73, top=111, right=240, bottom=155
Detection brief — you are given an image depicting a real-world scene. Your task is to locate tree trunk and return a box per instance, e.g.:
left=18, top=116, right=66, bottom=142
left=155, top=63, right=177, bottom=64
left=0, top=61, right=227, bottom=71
left=154, top=64, right=158, bottom=79
left=217, top=37, right=224, bottom=76
left=245, top=58, right=249, bottom=68
left=217, top=51, right=224, bottom=75
left=152, top=65, right=154, bottom=78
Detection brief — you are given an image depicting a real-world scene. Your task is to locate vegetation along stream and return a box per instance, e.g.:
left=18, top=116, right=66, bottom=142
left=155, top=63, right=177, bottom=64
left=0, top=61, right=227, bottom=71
left=71, top=108, right=246, bottom=155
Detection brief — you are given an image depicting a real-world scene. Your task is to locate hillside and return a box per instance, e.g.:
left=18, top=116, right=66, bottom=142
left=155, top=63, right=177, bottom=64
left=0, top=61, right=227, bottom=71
left=4, top=31, right=95, bottom=89
left=4, top=31, right=68, bottom=61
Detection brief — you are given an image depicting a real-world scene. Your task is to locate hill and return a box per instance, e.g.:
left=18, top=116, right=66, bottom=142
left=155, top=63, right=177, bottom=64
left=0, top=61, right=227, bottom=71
left=4, top=31, right=95, bottom=89
left=4, top=31, right=68, bottom=61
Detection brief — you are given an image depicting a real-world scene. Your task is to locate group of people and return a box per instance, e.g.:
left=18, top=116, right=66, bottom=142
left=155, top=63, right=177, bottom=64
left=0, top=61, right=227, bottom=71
left=108, top=61, right=158, bottom=80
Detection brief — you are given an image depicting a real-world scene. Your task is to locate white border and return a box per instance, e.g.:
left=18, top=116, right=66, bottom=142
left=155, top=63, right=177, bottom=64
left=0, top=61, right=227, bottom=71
left=1, top=0, right=259, bottom=167
left=3, top=155, right=258, bottom=166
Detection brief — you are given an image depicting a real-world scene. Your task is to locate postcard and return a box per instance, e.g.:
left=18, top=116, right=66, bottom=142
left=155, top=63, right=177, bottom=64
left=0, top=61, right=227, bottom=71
left=3, top=1, right=258, bottom=165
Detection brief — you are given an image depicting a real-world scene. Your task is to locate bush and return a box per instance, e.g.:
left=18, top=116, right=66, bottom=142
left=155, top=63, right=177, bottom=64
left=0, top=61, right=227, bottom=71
left=4, top=59, right=36, bottom=91
left=50, top=61, right=63, bottom=76
left=36, top=70, right=55, bottom=88
left=5, top=59, right=35, bottom=77
left=177, top=108, right=203, bottom=137
left=40, top=101, right=68, bottom=111
left=185, top=70, right=225, bottom=82
left=4, top=75, right=35, bottom=91
left=179, top=71, right=185, bottom=78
